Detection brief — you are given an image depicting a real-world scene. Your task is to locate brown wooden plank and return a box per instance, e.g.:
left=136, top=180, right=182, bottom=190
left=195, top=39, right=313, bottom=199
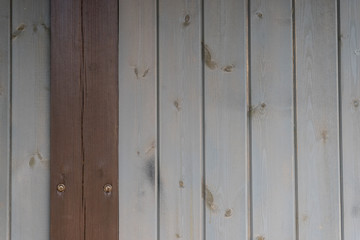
left=82, top=0, right=119, bottom=239
left=51, top=0, right=119, bottom=239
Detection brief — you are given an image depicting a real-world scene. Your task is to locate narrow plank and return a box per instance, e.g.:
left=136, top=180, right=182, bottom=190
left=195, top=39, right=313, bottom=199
left=50, top=0, right=84, bottom=239
left=296, top=0, right=341, bottom=239
left=250, top=1, right=296, bottom=240
left=159, top=0, right=203, bottom=239
left=0, top=0, right=10, bottom=239
left=340, top=0, right=360, bottom=239
left=204, top=0, right=249, bottom=239
left=118, top=0, right=157, bottom=239
left=82, top=0, right=119, bottom=239
left=11, top=0, right=51, bottom=239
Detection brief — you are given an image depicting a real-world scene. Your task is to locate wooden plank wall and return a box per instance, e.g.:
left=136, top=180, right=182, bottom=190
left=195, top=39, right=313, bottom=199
left=1, top=0, right=360, bottom=239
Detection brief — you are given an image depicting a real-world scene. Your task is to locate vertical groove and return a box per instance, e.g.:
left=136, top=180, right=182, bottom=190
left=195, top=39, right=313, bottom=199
left=201, top=0, right=205, bottom=239
left=292, top=2, right=300, bottom=240
left=336, top=0, right=344, bottom=239
left=246, top=0, right=253, bottom=239
left=9, top=0, right=13, bottom=239
left=156, top=0, right=160, bottom=239
left=291, top=1, right=299, bottom=240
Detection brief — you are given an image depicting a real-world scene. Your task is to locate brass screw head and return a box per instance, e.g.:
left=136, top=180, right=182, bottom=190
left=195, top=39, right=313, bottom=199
left=57, top=183, right=66, bottom=192
left=103, top=184, right=113, bottom=193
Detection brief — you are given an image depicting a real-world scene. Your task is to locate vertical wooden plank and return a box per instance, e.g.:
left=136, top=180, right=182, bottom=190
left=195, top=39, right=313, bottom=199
left=51, top=0, right=119, bottom=239
left=82, top=0, right=119, bottom=239
left=12, top=0, right=50, bottom=239
left=203, top=0, right=249, bottom=239
left=250, top=1, right=296, bottom=240
left=118, top=0, right=157, bottom=239
left=0, top=0, right=10, bottom=239
left=159, top=0, right=203, bottom=239
left=51, top=0, right=83, bottom=239
left=340, top=0, right=360, bottom=239
left=296, top=0, right=341, bottom=239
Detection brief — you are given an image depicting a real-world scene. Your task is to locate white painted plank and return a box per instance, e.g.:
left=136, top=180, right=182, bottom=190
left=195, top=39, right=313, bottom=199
left=340, top=0, right=360, bottom=239
left=11, top=0, right=50, bottom=239
left=0, top=0, right=10, bottom=239
left=159, top=0, right=203, bottom=239
left=250, top=1, right=296, bottom=240
left=118, top=0, right=157, bottom=239
left=204, top=0, right=249, bottom=239
left=296, top=0, right=341, bottom=239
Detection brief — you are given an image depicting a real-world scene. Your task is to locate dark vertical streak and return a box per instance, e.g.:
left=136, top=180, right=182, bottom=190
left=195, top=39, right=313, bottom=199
left=246, top=0, right=253, bottom=239
left=9, top=0, right=13, bottom=238
left=156, top=0, right=160, bottom=239
left=201, top=0, right=205, bottom=239
left=292, top=1, right=299, bottom=240
left=336, top=0, right=344, bottom=239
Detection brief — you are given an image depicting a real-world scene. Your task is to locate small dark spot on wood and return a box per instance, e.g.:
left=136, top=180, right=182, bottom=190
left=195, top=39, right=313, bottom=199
left=179, top=180, right=184, bottom=188
left=29, top=157, right=35, bottom=167
left=256, top=11, right=263, bottom=18
left=353, top=99, right=359, bottom=108
left=224, top=208, right=232, bottom=217
left=145, top=157, right=155, bottom=185
left=137, top=151, right=140, bottom=156
left=261, top=103, right=266, bottom=108
left=12, top=23, right=26, bottom=39
left=222, top=65, right=235, bottom=72
left=134, top=68, right=139, bottom=79
left=320, top=130, right=328, bottom=143
left=174, top=99, right=181, bottom=111
left=249, top=102, right=267, bottom=115
left=176, top=233, right=182, bottom=238
left=256, top=236, right=265, bottom=240
left=183, top=14, right=191, bottom=26
left=202, top=42, right=217, bottom=70
left=142, top=68, right=149, bottom=78
left=41, top=23, right=50, bottom=33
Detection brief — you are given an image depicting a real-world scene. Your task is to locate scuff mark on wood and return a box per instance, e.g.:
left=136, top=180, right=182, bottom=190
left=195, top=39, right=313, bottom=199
left=12, top=23, right=26, bottom=39
left=249, top=102, right=267, bottom=115
left=353, top=99, right=359, bottom=108
left=41, top=23, right=50, bottom=33
left=142, top=68, right=149, bottom=78
left=221, top=65, right=235, bottom=72
left=202, top=43, right=217, bottom=70
left=320, top=129, right=328, bottom=143
left=145, top=156, right=155, bottom=185
left=354, top=49, right=360, bottom=56
left=29, top=157, right=36, bottom=168
left=256, top=11, right=263, bottom=18
left=145, top=141, right=156, bottom=155
left=179, top=180, right=184, bottom=188
left=256, top=236, right=265, bottom=240
left=224, top=208, right=232, bottom=217
left=134, top=67, right=139, bottom=79
left=176, top=233, right=182, bottom=238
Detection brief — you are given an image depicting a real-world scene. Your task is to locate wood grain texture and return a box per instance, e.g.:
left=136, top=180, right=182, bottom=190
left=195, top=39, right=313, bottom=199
left=0, top=0, right=10, bottom=239
left=159, top=0, right=203, bottom=239
left=204, top=0, right=249, bottom=239
left=51, top=0, right=83, bottom=239
left=51, top=0, right=119, bottom=239
left=250, top=0, right=296, bottom=239
left=296, top=0, right=341, bottom=239
left=340, top=0, right=360, bottom=239
left=118, top=0, right=157, bottom=239
left=12, top=0, right=51, bottom=239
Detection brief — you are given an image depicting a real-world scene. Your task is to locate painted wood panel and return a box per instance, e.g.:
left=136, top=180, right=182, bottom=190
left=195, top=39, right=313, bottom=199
left=158, top=0, right=203, bottom=239
left=296, top=0, right=341, bottom=239
left=0, top=0, right=10, bottom=239
left=250, top=1, right=296, bottom=240
left=340, top=0, right=360, bottom=239
left=11, top=0, right=51, bottom=239
left=118, top=0, right=158, bottom=239
left=204, top=0, right=249, bottom=239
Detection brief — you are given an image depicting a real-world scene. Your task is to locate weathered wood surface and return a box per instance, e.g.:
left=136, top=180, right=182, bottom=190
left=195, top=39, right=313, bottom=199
left=296, top=0, right=341, bottom=239
left=159, top=0, right=203, bottom=239
left=340, top=0, right=360, bottom=239
left=0, top=0, right=10, bottom=239
left=204, top=0, right=249, bottom=239
left=250, top=0, right=296, bottom=240
left=11, top=0, right=51, bottom=239
left=118, top=0, right=157, bottom=239
left=51, top=0, right=119, bottom=239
